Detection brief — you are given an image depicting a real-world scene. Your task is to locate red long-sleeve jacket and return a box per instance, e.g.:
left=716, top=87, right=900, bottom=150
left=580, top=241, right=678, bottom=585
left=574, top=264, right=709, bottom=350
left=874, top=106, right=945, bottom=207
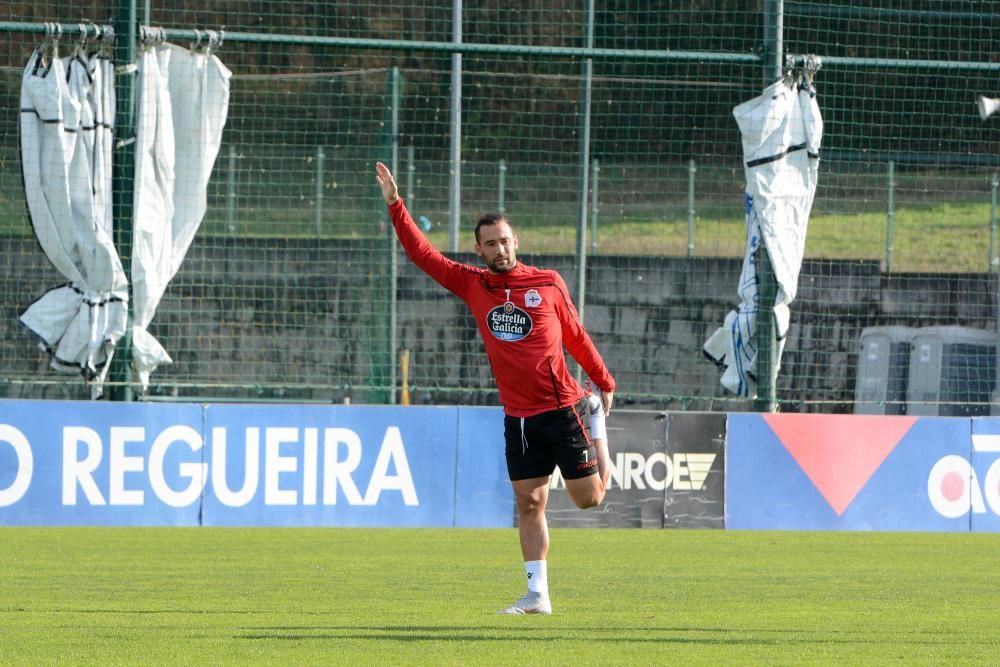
left=389, top=199, right=615, bottom=417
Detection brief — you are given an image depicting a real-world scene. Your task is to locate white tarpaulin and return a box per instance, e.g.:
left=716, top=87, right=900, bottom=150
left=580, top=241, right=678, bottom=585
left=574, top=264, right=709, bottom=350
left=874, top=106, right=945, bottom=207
left=703, top=75, right=823, bottom=398
left=132, top=43, right=231, bottom=389
left=18, top=48, right=127, bottom=398
left=19, top=40, right=229, bottom=396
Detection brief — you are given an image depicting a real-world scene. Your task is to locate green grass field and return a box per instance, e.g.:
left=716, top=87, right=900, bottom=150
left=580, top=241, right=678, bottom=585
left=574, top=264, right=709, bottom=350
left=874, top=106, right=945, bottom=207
left=1, top=528, right=997, bottom=665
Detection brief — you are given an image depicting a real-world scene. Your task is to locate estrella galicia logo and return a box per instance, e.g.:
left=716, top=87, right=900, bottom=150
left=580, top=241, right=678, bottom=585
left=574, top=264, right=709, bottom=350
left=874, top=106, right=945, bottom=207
left=487, top=302, right=533, bottom=341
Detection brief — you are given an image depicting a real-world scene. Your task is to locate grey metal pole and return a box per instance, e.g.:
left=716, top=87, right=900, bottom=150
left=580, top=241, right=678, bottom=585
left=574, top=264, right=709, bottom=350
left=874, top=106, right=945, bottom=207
left=498, top=159, right=507, bottom=214
left=107, top=0, right=138, bottom=401
left=990, top=173, right=998, bottom=272
left=391, top=68, right=400, bottom=183
left=227, top=144, right=237, bottom=234
left=575, top=0, right=595, bottom=328
left=755, top=0, right=783, bottom=413
left=388, top=66, right=401, bottom=405
left=315, top=146, right=325, bottom=236
left=590, top=158, right=600, bottom=254
left=763, top=0, right=783, bottom=82
left=406, top=144, right=415, bottom=208
left=448, top=0, right=462, bottom=253
left=754, top=244, right=780, bottom=412
left=886, top=160, right=895, bottom=272
left=995, top=275, right=1000, bottom=415
left=995, top=173, right=1000, bottom=413
left=687, top=158, right=697, bottom=257
left=7, top=24, right=975, bottom=72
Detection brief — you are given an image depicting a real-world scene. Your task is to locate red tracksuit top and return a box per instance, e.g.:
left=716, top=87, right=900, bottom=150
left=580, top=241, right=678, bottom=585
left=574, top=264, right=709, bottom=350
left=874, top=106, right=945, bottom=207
left=389, top=198, right=615, bottom=418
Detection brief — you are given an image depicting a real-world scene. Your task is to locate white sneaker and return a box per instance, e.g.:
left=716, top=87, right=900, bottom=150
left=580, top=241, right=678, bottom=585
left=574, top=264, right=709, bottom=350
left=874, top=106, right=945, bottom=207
left=498, top=591, right=552, bottom=615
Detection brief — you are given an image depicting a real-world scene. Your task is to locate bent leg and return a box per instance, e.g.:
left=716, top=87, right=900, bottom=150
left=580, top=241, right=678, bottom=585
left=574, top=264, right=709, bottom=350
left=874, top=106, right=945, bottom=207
left=565, top=473, right=605, bottom=509
left=594, top=437, right=611, bottom=490
left=587, top=394, right=611, bottom=491
left=512, top=476, right=551, bottom=561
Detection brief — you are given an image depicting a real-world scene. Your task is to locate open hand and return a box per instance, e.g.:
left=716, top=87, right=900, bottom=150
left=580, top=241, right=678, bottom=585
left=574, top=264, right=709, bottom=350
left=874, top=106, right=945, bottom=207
left=375, top=161, right=399, bottom=204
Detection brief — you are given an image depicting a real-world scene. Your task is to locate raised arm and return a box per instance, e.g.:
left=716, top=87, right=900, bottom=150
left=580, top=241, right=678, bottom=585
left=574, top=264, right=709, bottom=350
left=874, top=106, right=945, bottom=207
left=375, top=161, right=399, bottom=204
left=375, top=161, right=469, bottom=297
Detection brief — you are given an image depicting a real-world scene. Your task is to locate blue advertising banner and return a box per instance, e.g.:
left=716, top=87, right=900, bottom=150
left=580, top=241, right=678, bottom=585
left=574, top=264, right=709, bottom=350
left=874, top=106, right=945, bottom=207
left=201, top=404, right=462, bottom=527
left=969, top=418, right=1000, bottom=533
left=0, top=400, right=512, bottom=527
left=0, top=400, right=203, bottom=526
left=726, top=413, right=972, bottom=531
left=15, top=399, right=994, bottom=532
left=454, top=407, right=513, bottom=527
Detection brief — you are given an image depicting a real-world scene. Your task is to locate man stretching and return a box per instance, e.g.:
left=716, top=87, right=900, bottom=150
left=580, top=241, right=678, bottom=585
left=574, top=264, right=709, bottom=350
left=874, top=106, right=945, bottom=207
left=375, top=162, right=615, bottom=615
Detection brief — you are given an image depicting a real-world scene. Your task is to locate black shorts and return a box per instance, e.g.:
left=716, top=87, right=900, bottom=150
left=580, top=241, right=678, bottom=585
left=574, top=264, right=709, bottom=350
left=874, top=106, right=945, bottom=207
left=504, top=397, right=598, bottom=481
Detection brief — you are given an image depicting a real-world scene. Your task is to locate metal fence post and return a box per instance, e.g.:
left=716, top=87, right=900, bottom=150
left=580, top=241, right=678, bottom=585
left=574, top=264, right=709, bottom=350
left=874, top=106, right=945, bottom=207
left=107, top=0, right=138, bottom=401
left=991, top=173, right=1000, bottom=416
left=886, top=159, right=895, bottom=272
left=990, top=173, right=998, bottom=272
left=498, top=159, right=507, bottom=214
left=226, top=144, right=237, bottom=234
left=388, top=66, right=401, bottom=404
left=315, top=145, right=325, bottom=236
left=571, top=0, right=596, bottom=384
left=575, top=0, right=595, bottom=312
left=406, top=144, right=415, bottom=208
left=687, top=158, right=697, bottom=257
left=755, top=0, right=783, bottom=412
left=448, top=0, right=462, bottom=253
left=590, top=158, right=600, bottom=254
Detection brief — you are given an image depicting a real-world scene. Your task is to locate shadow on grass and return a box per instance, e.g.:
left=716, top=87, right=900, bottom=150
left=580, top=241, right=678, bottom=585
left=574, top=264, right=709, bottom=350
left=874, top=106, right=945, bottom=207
left=234, top=626, right=964, bottom=646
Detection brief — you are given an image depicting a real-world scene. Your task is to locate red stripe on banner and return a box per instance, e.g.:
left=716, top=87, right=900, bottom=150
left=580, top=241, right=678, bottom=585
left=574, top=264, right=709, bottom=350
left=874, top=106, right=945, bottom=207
left=763, top=414, right=918, bottom=516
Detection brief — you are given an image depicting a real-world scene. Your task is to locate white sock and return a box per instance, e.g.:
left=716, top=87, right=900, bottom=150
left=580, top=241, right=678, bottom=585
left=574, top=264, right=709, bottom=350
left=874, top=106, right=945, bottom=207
left=525, top=560, right=548, bottom=596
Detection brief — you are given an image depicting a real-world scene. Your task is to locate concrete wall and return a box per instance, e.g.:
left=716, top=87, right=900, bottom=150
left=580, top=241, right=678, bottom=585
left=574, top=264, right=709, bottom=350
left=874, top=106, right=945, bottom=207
left=2, top=236, right=996, bottom=411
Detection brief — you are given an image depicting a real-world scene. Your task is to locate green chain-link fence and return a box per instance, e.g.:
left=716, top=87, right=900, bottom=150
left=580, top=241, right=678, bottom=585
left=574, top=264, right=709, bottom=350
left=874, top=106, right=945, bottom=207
left=1, top=2, right=998, bottom=413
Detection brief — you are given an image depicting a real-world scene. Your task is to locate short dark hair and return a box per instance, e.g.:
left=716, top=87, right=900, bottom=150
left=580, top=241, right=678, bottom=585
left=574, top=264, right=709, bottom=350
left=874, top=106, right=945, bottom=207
left=475, top=213, right=512, bottom=243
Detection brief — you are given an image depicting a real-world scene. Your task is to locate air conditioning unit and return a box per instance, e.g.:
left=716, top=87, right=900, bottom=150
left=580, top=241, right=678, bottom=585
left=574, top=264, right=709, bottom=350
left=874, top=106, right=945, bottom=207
left=853, top=326, right=916, bottom=415
left=906, top=326, right=996, bottom=417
